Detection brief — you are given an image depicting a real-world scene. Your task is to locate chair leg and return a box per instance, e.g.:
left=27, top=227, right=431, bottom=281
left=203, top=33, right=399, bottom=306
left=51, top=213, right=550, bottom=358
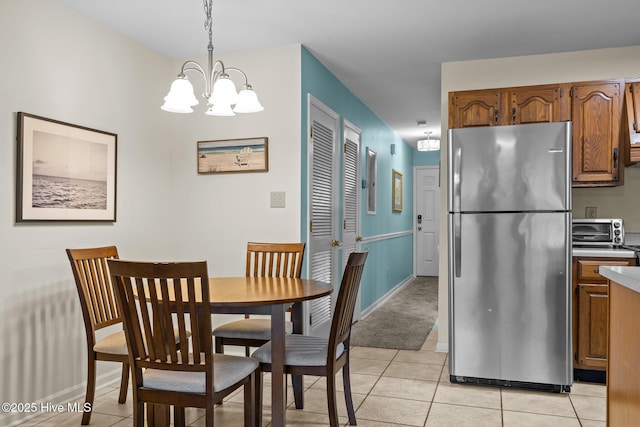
left=342, top=360, right=357, bottom=425
left=133, top=401, right=144, bottom=427
left=245, top=346, right=251, bottom=357
left=254, top=371, right=263, bottom=427
left=292, top=374, right=304, bottom=409
left=215, top=337, right=224, bottom=354
left=243, top=373, right=256, bottom=427
left=174, top=406, right=186, bottom=427
left=326, top=374, right=340, bottom=427
left=205, top=397, right=215, bottom=427
left=117, top=361, right=129, bottom=403
left=81, top=353, right=96, bottom=425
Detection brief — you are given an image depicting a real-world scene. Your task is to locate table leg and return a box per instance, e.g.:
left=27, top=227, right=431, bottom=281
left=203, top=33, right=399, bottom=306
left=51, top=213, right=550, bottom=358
left=270, top=304, right=286, bottom=426
left=291, top=302, right=304, bottom=409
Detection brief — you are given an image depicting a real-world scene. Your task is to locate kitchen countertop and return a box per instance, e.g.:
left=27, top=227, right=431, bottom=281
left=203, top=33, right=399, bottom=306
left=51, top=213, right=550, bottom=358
left=572, top=247, right=636, bottom=258
left=599, top=266, right=640, bottom=294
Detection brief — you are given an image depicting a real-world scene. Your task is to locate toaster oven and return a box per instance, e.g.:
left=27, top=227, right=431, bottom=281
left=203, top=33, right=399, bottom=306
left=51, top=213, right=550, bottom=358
left=572, top=218, right=625, bottom=247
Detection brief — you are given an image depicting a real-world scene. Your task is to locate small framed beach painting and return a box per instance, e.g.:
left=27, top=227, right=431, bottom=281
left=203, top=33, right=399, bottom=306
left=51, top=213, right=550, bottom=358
left=392, top=169, right=403, bottom=213
left=16, top=112, right=117, bottom=222
left=197, top=137, right=268, bottom=174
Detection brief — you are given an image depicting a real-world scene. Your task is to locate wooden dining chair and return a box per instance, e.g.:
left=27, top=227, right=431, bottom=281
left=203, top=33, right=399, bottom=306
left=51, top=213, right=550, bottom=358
left=251, top=251, right=368, bottom=427
left=66, top=246, right=129, bottom=425
left=213, top=242, right=306, bottom=356
left=108, top=259, right=259, bottom=427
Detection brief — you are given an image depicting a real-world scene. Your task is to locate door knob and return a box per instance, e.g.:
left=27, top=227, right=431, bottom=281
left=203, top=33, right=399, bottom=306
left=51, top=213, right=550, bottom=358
left=331, top=239, right=340, bottom=247
left=417, top=226, right=422, bottom=231
left=356, top=236, right=363, bottom=242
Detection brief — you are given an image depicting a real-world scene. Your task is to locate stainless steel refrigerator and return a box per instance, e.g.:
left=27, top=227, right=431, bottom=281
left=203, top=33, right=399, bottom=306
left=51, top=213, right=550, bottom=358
left=448, top=122, right=572, bottom=393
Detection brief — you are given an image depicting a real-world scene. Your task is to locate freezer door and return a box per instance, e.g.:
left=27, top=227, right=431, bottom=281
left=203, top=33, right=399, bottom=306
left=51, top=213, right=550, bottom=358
left=448, top=211, right=572, bottom=386
left=448, top=122, right=571, bottom=213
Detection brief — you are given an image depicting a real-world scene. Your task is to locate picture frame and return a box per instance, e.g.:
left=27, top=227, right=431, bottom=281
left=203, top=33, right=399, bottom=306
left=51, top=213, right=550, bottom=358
left=392, top=169, right=403, bottom=212
left=197, top=137, right=268, bottom=174
left=16, top=112, right=117, bottom=222
left=366, top=148, right=377, bottom=215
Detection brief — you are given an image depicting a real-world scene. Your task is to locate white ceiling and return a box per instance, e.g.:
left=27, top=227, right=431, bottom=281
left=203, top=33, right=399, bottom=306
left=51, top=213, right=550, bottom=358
left=59, top=0, right=640, bottom=147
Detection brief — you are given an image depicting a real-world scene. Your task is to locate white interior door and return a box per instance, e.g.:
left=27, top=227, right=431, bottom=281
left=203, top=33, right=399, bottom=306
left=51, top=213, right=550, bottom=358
left=415, top=166, right=440, bottom=276
left=342, top=119, right=361, bottom=320
left=306, top=96, right=339, bottom=337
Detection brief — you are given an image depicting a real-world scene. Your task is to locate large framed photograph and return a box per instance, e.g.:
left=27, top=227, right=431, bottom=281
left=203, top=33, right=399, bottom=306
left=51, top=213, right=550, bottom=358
left=16, top=112, right=117, bottom=222
left=197, top=137, right=268, bottom=174
left=392, top=169, right=403, bottom=213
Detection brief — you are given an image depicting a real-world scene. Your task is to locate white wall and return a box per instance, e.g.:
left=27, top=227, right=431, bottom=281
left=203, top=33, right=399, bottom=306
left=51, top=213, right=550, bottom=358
left=165, top=45, right=302, bottom=276
left=0, top=1, right=302, bottom=424
left=438, top=45, right=640, bottom=350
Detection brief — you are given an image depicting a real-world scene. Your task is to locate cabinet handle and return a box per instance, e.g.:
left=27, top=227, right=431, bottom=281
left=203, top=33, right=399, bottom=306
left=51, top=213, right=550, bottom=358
left=594, top=267, right=599, bottom=274
left=613, top=148, right=619, bottom=168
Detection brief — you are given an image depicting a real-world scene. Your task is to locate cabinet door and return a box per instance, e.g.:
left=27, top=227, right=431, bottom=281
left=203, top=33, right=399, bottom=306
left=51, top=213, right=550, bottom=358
left=448, top=90, right=505, bottom=128
left=625, top=82, right=640, bottom=162
left=576, top=283, right=608, bottom=370
left=571, top=81, right=623, bottom=186
left=510, top=84, right=570, bottom=125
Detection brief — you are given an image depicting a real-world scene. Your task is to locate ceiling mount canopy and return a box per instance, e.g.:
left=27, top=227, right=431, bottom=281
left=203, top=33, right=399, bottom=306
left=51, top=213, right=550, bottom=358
left=161, top=0, right=263, bottom=116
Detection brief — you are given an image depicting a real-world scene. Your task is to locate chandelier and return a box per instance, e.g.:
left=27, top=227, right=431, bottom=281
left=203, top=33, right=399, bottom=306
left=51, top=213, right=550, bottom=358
left=161, top=0, right=263, bottom=116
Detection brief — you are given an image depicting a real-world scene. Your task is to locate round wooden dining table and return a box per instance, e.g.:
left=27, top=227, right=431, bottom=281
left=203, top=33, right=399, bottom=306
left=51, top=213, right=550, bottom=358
left=149, top=276, right=332, bottom=427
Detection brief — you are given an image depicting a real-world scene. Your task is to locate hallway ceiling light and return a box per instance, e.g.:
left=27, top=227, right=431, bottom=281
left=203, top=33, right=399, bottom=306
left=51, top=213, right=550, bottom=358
left=417, top=132, right=440, bottom=151
left=161, top=0, right=263, bottom=116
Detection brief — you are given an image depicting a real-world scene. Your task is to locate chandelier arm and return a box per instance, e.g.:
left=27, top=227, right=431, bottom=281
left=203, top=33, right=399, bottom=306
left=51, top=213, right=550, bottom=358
left=180, top=60, right=211, bottom=97
left=224, top=67, right=251, bottom=86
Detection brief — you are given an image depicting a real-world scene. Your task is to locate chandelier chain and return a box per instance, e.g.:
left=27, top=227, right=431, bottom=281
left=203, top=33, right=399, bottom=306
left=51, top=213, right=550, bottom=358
left=203, top=0, right=213, bottom=50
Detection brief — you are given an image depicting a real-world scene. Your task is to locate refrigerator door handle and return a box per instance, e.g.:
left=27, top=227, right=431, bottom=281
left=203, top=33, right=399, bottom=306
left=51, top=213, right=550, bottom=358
left=454, top=213, right=462, bottom=277
left=453, top=147, right=462, bottom=212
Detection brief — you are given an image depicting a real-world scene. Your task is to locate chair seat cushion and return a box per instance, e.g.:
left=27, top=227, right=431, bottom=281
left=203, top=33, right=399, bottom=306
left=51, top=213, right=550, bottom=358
left=213, top=318, right=293, bottom=340
left=251, top=334, right=345, bottom=367
left=94, top=329, right=190, bottom=355
left=143, top=354, right=258, bottom=393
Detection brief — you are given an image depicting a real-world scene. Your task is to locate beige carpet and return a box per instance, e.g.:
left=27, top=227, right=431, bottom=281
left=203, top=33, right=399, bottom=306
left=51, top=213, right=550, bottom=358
left=350, top=276, right=438, bottom=350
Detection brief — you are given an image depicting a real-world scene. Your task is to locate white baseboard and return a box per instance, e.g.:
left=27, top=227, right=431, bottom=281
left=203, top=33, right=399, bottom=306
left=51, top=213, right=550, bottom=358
left=436, top=342, right=449, bottom=353
left=5, top=368, right=122, bottom=427
left=358, top=275, right=415, bottom=320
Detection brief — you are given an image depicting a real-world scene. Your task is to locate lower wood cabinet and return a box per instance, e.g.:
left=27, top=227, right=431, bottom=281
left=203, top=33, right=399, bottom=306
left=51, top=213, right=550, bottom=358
left=572, top=256, right=637, bottom=371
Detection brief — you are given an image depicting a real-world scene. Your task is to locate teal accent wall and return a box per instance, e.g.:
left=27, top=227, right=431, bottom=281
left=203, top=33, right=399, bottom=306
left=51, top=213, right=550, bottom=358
left=301, top=46, right=414, bottom=312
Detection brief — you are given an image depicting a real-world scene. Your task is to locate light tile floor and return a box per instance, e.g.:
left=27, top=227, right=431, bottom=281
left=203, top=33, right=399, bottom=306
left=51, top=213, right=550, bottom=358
left=16, top=331, right=606, bottom=426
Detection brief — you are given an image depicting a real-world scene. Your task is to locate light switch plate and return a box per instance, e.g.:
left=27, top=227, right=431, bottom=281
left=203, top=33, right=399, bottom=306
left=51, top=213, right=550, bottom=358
left=270, top=191, right=286, bottom=208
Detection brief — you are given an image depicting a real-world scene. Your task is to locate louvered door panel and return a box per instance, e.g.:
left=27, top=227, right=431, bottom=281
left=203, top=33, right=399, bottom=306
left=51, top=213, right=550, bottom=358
left=307, top=99, right=338, bottom=337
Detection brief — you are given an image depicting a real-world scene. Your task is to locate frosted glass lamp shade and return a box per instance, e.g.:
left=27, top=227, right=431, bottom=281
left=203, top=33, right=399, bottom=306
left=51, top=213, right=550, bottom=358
left=205, top=103, right=236, bottom=116
left=161, top=77, right=199, bottom=113
left=210, top=75, right=239, bottom=106
left=234, top=88, right=264, bottom=113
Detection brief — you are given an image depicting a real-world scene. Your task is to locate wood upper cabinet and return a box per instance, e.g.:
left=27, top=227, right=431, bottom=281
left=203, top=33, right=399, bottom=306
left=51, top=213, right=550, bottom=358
left=625, top=81, right=640, bottom=162
left=572, top=256, right=637, bottom=372
left=571, top=80, right=624, bottom=186
left=448, top=84, right=570, bottom=128
left=510, top=84, right=571, bottom=125
left=448, top=90, right=505, bottom=128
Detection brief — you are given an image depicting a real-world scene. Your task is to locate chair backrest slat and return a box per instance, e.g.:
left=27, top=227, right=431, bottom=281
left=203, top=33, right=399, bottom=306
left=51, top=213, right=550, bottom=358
left=66, top=246, right=121, bottom=337
left=108, top=260, right=211, bottom=375
left=246, top=242, right=305, bottom=279
left=328, top=252, right=368, bottom=356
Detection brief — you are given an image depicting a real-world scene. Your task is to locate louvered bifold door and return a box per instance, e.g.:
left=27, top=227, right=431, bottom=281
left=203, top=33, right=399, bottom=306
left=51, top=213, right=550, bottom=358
left=307, top=99, right=339, bottom=337
left=342, top=121, right=361, bottom=320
